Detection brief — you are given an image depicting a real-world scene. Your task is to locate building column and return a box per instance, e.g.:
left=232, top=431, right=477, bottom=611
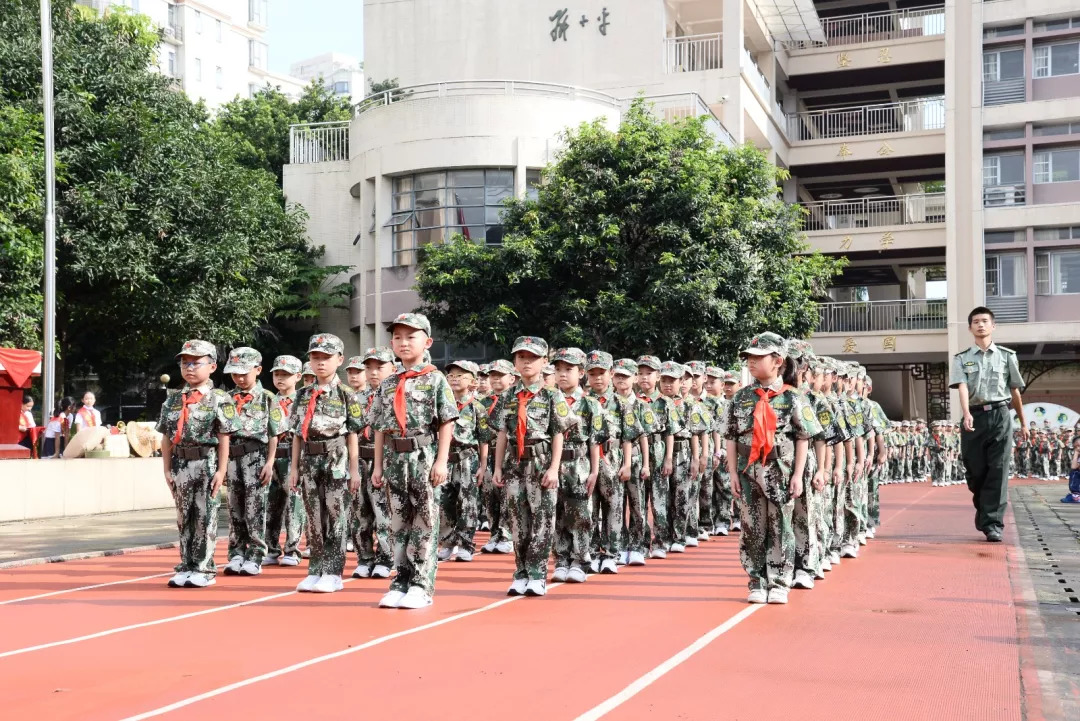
left=373, top=162, right=388, bottom=346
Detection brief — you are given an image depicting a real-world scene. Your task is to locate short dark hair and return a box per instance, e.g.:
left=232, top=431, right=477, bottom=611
left=22, top=393, right=33, bottom=404
left=968, top=306, right=995, bottom=326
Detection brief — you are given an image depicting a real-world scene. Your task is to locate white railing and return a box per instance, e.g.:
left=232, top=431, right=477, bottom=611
left=816, top=299, right=947, bottom=333
left=783, top=5, right=945, bottom=49
left=289, top=121, right=350, bottom=164
left=741, top=47, right=771, bottom=102
left=983, top=78, right=1025, bottom=106
left=802, top=192, right=945, bottom=231
left=983, top=184, right=1026, bottom=207
left=162, top=24, right=183, bottom=42
left=664, top=33, right=722, bottom=73
left=355, top=80, right=621, bottom=115
left=630, top=93, right=737, bottom=147
left=787, top=96, right=945, bottom=140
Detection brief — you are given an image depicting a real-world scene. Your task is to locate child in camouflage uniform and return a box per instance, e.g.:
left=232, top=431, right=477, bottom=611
left=370, top=314, right=459, bottom=609
left=265, top=355, right=305, bottom=566
left=287, top=333, right=364, bottom=595
left=636, top=355, right=676, bottom=559
left=683, top=361, right=712, bottom=546
left=157, top=339, right=239, bottom=589
left=480, top=360, right=516, bottom=554
left=701, top=366, right=726, bottom=538
left=222, top=347, right=284, bottom=576
left=613, top=358, right=651, bottom=566
left=492, top=336, right=576, bottom=597
left=724, top=333, right=821, bottom=605
left=668, top=362, right=705, bottom=553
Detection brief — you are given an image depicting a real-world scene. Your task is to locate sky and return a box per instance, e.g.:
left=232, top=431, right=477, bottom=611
left=265, top=0, right=364, bottom=76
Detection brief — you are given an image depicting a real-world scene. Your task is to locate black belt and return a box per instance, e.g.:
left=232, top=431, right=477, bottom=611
left=303, top=436, right=346, bottom=456
left=448, top=446, right=477, bottom=464
left=387, top=433, right=435, bottom=453
left=601, top=439, right=620, bottom=454
left=673, top=438, right=691, bottom=449
left=229, top=439, right=266, bottom=458
left=358, top=443, right=375, bottom=460
left=518, top=438, right=550, bottom=460
left=971, top=400, right=1009, bottom=413
left=173, top=445, right=213, bottom=461
left=737, top=442, right=777, bottom=462
left=561, top=443, right=588, bottom=462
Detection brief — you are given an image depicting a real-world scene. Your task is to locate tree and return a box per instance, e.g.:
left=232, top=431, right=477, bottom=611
left=415, top=100, right=845, bottom=363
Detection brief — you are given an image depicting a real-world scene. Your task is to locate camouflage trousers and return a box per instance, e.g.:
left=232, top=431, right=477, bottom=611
left=267, top=455, right=306, bottom=559
left=669, top=441, right=693, bottom=544
left=931, top=456, right=948, bottom=485
left=711, top=456, right=734, bottom=530
left=504, top=450, right=557, bottom=581
left=482, top=449, right=511, bottom=543
left=622, top=447, right=649, bottom=554
left=226, top=446, right=269, bottom=564
left=349, top=456, right=392, bottom=570
left=591, top=447, right=625, bottom=562
left=867, top=463, right=882, bottom=528
left=171, top=453, right=221, bottom=575
left=903, top=453, right=914, bottom=481
left=889, top=455, right=903, bottom=483
left=299, top=441, right=350, bottom=577
left=841, top=467, right=866, bottom=547
left=439, top=448, right=480, bottom=553
left=818, top=482, right=835, bottom=554
left=385, top=445, right=442, bottom=595
left=794, top=454, right=822, bottom=575
left=829, top=456, right=847, bottom=554
left=646, top=436, right=670, bottom=552
left=737, top=473, right=796, bottom=591
left=554, top=453, right=594, bottom=569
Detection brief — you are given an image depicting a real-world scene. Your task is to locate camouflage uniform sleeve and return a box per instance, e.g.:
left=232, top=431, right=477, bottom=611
left=473, top=400, right=493, bottom=444
left=722, top=394, right=740, bottom=441
left=289, top=388, right=307, bottom=435
left=789, top=391, right=821, bottom=440
left=666, top=398, right=685, bottom=436
left=584, top=399, right=604, bottom=446
left=490, top=393, right=509, bottom=433
left=345, top=390, right=365, bottom=434
left=812, top=395, right=839, bottom=444
left=155, top=398, right=172, bottom=437
left=433, top=374, right=460, bottom=426
left=619, top=398, right=644, bottom=442
left=213, top=390, right=239, bottom=435
left=688, top=402, right=709, bottom=435
left=548, top=388, right=576, bottom=435
left=266, top=390, right=287, bottom=436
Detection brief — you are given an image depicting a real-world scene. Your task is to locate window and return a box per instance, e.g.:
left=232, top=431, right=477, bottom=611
left=1036, top=250, right=1080, bottom=294
left=249, top=40, right=267, bottom=70
left=216, top=19, right=222, bottom=42
left=984, top=24, right=1024, bottom=39
left=166, top=51, right=176, bottom=77
left=1034, top=122, right=1080, bottom=136
left=525, top=169, right=542, bottom=201
left=215, top=66, right=223, bottom=89
left=332, top=80, right=350, bottom=94
left=248, top=83, right=258, bottom=98
left=194, top=10, right=202, bottom=34
left=248, top=0, right=267, bottom=25
left=167, top=3, right=179, bottom=30
left=194, top=58, right=201, bottom=82
left=983, top=47, right=1024, bottom=81
left=1034, top=226, right=1080, bottom=240
left=985, top=254, right=1026, bottom=297
left=983, top=127, right=1025, bottom=141
left=389, top=169, right=517, bottom=265
left=1034, top=42, right=1080, bottom=77
left=984, top=230, right=1023, bottom=244
left=983, top=153, right=1025, bottom=186
left=1034, top=17, right=1080, bottom=33
left=1033, top=147, right=1080, bottom=183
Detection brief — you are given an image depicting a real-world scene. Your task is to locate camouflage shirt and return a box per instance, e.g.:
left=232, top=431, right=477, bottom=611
left=806, top=389, right=848, bottom=446
left=563, top=387, right=604, bottom=448
left=723, top=379, right=823, bottom=460
left=225, top=381, right=286, bottom=444
left=637, top=391, right=675, bottom=438
left=588, top=384, right=644, bottom=444
left=368, top=365, right=458, bottom=437
left=289, top=375, right=364, bottom=440
left=156, top=381, right=239, bottom=446
left=275, top=391, right=297, bottom=440
left=669, top=397, right=693, bottom=439
left=451, top=393, right=493, bottom=448
left=704, top=396, right=726, bottom=434
left=841, top=392, right=868, bottom=437
left=491, top=381, right=577, bottom=446
left=685, top=397, right=712, bottom=436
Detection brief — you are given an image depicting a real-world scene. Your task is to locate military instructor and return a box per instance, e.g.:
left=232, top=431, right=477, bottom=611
left=949, top=307, right=1027, bottom=542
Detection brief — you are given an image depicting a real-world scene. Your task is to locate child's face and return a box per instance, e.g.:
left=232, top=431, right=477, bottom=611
left=309, top=351, right=343, bottom=383
left=230, top=368, right=260, bottom=390
left=272, top=370, right=300, bottom=394
left=391, top=326, right=432, bottom=365
left=637, top=368, right=658, bottom=393
left=723, top=381, right=737, bottom=398
left=346, top=368, right=365, bottom=390
left=477, top=376, right=491, bottom=395
left=746, top=353, right=782, bottom=382
left=543, top=373, right=556, bottom=389
left=302, top=374, right=316, bottom=386
left=82, top=392, right=95, bottom=407
left=364, top=360, right=395, bottom=387
left=704, top=376, right=722, bottom=396
left=488, top=372, right=510, bottom=393
left=179, top=354, right=215, bottom=386
left=446, top=369, right=473, bottom=396
left=586, top=368, right=610, bottom=393
left=691, top=376, right=705, bottom=395
left=22, top=398, right=33, bottom=411
left=811, top=370, right=824, bottom=391
left=555, top=361, right=582, bottom=394
left=659, top=376, right=679, bottom=397
left=613, top=373, right=634, bottom=395
left=680, top=376, right=692, bottom=395
left=514, top=351, right=545, bottom=381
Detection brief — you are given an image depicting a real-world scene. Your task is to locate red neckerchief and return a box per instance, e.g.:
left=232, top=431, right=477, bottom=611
left=744, top=382, right=794, bottom=470
left=394, top=365, right=437, bottom=435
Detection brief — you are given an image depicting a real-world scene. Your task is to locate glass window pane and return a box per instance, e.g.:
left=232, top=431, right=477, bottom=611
left=415, top=226, right=445, bottom=248
left=414, top=172, right=445, bottom=191
left=485, top=206, right=506, bottom=224
left=393, top=193, right=413, bottom=211
left=1034, top=46, right=1049, bottom=78
left=485, top=169, right=513, bottom=187
left=1051, top=43, right=1080, bottom=76
left=999, top=154, right=1025, bottom=184
left=414, top=188, right=445, bottom=208
left=384, top=211, right=414, bottom=228
left=1034, top=123, right=1070, bottom=136
left=485, top=225, right=505, bottom=245
left=999, top=49, right=1025, bottom=79
left=982, top=53, right=998, bottom=81
left=448, top=186, right=484, bottom=206
left=1052, top=149, right=1080, bottom=181
left=393, top=176, right=412, bottom=193
left=450, top=206, right=485, bottom=226
left=1057, top=251, right=1080, bottom=293
left=486, top=185, right=512, bottom=205
left=449, top=170, right=485, bottom=187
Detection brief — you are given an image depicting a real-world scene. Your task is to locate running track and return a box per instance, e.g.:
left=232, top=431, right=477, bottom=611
left=0, top=483, right=1030, bottom=721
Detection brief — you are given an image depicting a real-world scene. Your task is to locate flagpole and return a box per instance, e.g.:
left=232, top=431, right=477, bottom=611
left=40, top=0, right=57, bottom=422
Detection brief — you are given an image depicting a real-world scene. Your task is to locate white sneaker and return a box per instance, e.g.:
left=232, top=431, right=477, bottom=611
left=186, top=572, right=215, bottom=588
left=480, top=521, right=491, bottom=531
left=841, top=545, right=858, bottom=559
left=551, top=566, right=569, bottom=582
left=670, top=543, right=685, bottom=553
left=567, top=566, right=587, bottom=583
left=167, top=572, right=190, bottom=588
left=296, top=574, right=320, bottom=592
left=241, top=561, right=261, bottom=576
left=437, top=547, right=453, bottom=562
left=650, top=548, right=667, bottom=560
left=524, top=579, right=547, bottom=596
left=814, top=567, right=826, bottom=580
left=262, top=555, right=280, bottom=566
left=454, top=550, right=473, bottom=562
left=600, top=558, right=619, bottom=574
left=346, top=540, right=355, bottom=552
left=617, top=550, right=630, bottom=566
left=352, top=564, right=371, bottom=579
left=747, top=589, right=768, bottom=604
left=312, top=574, right=343, bottom=593
left=279, top=555, right=300, bottom=566
left=507, top=578, right=528, bottom=596
left=767, top=587, right=789, bottom=604
left=857, top=534, right=867, bottom=546
left=697, top=531, right=710, bottom=541
left=398, top=586, right=433, bottom=609
left=371, top=564, right=391, bottom=579
left=481, top=540, right=498, bottom=553
left=714, top=524, right=729, bottom=536
left=585, top=559, right=597, bottom=574
left=628, top=551, right=647, bottom=566
left=829, top=551, right=841, bottom=565
left=821, top=558, right=833, bottom=572
left=866, top=527, right=876, bottom=539
left=301, top=548, right=311, bottom=558
left=223, top=555, right=244, bottom=575
left=495, top=541, right=514, bottom=554
left=731, top=519, right=742, bottom=531
left=379, top=589, right=406, bottom=608
left=684, top=536, right=699, bottom=548
left=793, top=570, right=815, bottom=589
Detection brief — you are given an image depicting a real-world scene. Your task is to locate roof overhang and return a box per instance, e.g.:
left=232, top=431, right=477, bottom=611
left=752, top=0, right=826, bottom=45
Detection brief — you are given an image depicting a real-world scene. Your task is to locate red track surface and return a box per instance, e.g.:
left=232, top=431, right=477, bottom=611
left=0, top=483, right=1030, bottom=721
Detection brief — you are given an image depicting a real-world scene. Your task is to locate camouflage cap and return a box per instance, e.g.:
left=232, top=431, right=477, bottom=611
left=723, top=370, right=739, bottom=383
left=705, top=365, right=724, bottom=378
left=636, top=355, right=662, bottom=371
left=301, top=362, right=315, bottom=377
left=741, top=332, right=787, bottom=358
left=270, top=355, right=302, bottom=375
left=685, top=360, right=706, bottom=377
left=478, top=363, right=491, bottom=376
left=552, top=347, right=587, bottom=367
left=446, top=359, right=480, bottom=376
left=613, top=358, right=638, bottom=376
left=307, top=333, right=344, bottom=356
left=386, top=312, right=431, bottom=337
left=659, top=360, right=684, bottom=378
left=786, top=340, right=804, bottom=360
left=585, top=350, right=614, bottom=371
left=176, top=339, right=217, bottom=362
left=511, top=335, right=549, bottom=357
left=543, top=363, right=556, bottom=376
left=223, top=347, right=262, bottom=374
left=362, top=346, right=396, bottom=364
left=488, top=359, right=516, bottom=376
left=345, top=355, right=365, bottom=371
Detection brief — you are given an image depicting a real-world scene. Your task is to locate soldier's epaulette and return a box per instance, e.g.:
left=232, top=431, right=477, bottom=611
left=261, top=388, right=277, bottom=402
left=997, top=345, right=1016, bottom=355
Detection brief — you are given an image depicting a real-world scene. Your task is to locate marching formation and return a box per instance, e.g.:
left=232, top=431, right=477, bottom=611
left=1013, top=423, right=1075, bottom=481
left=881, top=420, right=966, bottom=488
left=158, top=313, right=917, bottom=607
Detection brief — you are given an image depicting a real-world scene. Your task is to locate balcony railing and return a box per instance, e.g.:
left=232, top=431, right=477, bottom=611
left=783, top=5, right=945, bottom=49
left=664, top=33, right=722, bottom=73
left=816, top=299, right=947, bottom=333
left=983, top=78, right=1025, bottom=106
left=802, top=192, right=945, bottom=231
left=741, top=47, right=771, bottom=99
left=631, top=93, right=736, bottom=147
left=985, top=296, right=1028, bottom=323
left=355, top=80, right=620, bottom=116
left=289, top=121, right=350, bottom=164
left=983, top=184, right=1026, bottom=207
left=162, top=24, right=183, bottom=42
left=787, top=96, right=945, bottom=140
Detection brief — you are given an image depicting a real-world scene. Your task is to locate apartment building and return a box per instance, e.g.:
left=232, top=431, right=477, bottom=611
left=80, top=0, right=304, bottom=107
left=282, top=0, right=1080, bottom=418
left=291, top=52, right=365, bottom=99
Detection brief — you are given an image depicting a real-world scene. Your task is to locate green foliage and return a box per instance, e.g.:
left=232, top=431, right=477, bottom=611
left=416, top=100, right=845, bottom=363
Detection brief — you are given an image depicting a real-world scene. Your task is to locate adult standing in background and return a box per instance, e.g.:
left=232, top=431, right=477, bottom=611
left=949, top=307, right=1027, bottom=543
left=73, top=391, right=103, bottom=429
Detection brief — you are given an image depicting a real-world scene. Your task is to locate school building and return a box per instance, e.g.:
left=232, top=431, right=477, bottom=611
left=282, top=0, right=1080, bottom=420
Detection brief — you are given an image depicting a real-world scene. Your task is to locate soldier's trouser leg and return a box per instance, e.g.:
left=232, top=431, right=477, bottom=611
left=841, top=468, right=863, bottom=547
left=446, top=449, right=479, bottom=553
left=738, top=475, right=795, bottom=591
left=697, top=459, right=713, bottom=535
left=171, top=454, right=220, bottom=575
left=505, top=453, right=557, bottom=581
left=594, top=451, right=625, bottom=562
left=831, top=477, right=847, bottom=554
left=670, top=445, right=692, bottom=543
left=271, top=455, right=305, bottom=558
left=299, top=445, right=350, bottom=577
left=818, top=482, right=833, bottom=554
left=555, top=456, right=592, bottom=568
left=227, top=447, right=269, bottom=563
left=793, top=479, right=819, bottom=574
left=483, top=466, right=512, bottom=543
left=625, top=448, right=648, bottom=554
left=868, top=464, right=881, bottom=528
left=352, top=458, right=387, bottom=569
left=648, top=439, right=671, bottom=551
left=713, top=464, right=733, bottom=530
left=858, top=467, right=870, bottom=535
left=385, top=445, right=441, bottom=595
left=1041, top=456, right=1050, bottom=479
left=961, top=406, right=1012, bottom=534
left=265, top=462, right=288, bottom=559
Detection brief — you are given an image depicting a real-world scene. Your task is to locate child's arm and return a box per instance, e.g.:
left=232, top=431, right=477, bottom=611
left=639, top=436, right=650, bottom=480
left=161, top=436, right=174, bottom=489
left=493, top=430, right=507, bottom=487
left=587, top=442, right=600, bottom=495
left=431, top=419, right=453, bottom=487
left=347, top=431, right=361, bottom=492
left=371, top=430, right=385, bottom=488
left=725, top=438, right=739, bottom=498
left=476, top=442, right=489, bottom=483
left=663, top=434, right=674, bottom=477
left=620, top=439, right=632, bottom=481
left=790, top=437, right=807, bottom=498
left=288, top=434, right=301, bottom=490
left=690, top=435, right=701, bottom=478
left=543, top=432, right=563, bottom=489
left=259, top=436, right=277, bottom=485
left=212, top=432, right=229, bottom=495
left=813, top=439, right=826, bottom=490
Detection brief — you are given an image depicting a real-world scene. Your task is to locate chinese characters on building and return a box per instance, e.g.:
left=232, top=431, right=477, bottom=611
left=551, top=7, right=610, bottom=40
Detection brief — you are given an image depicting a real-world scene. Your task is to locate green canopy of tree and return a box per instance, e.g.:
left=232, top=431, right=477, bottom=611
left=415, top=100, right=845, bottom=363
left=0, top=0, right=349, bottom=390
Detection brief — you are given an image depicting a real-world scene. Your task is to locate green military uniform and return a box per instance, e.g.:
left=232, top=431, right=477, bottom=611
left=662, top=362, right=696, bottom=551
left=614, top=358, right=650, bottom=562
left=863, top=392, right=889, bottom=532
left=683, top=360, right=712, bottom=543
left=635, top=356, right=678, bottom=558
left=265, top=355, right=306, bottom=565
left=949, top=342, right=1025, bottom=538
left=708, top=371, right=737, bottom=536
left=439, top=360, right=493, bottom=557
left=350, top=347, right=394, bottom=578
left=480, top=358, right=516, bottom=552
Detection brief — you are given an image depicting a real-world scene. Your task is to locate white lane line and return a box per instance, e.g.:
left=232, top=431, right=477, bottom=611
left=0, top=573, right=173, bottom=605
left=571, top=604, right=763, bottom=721
left=116, top=587, right=556, bottom=721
